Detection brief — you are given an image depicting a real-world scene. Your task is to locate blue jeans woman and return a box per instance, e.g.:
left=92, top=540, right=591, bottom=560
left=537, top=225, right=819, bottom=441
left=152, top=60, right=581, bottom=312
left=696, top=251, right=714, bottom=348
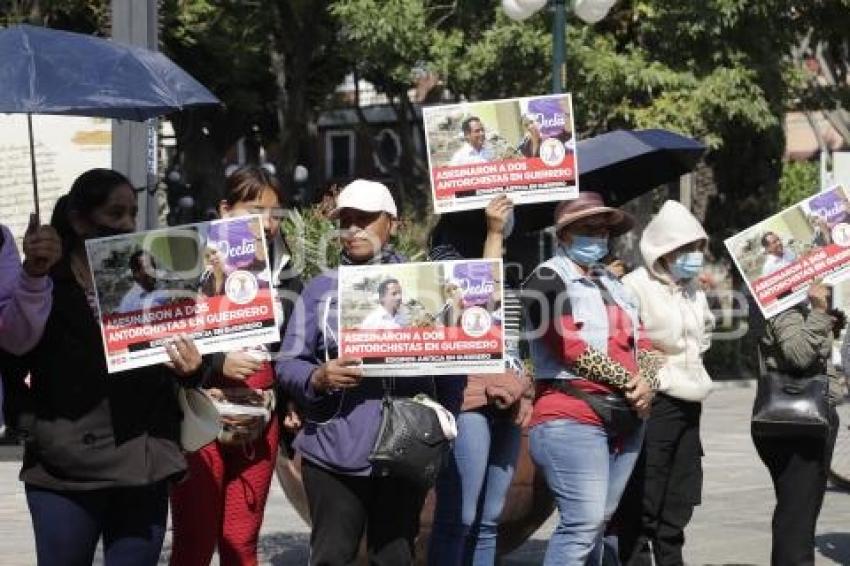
left=522, top=192, right=661, bottom=565
left=427, top=195, right=532, bottom=565
left=429, top=407, right=523, bottom=565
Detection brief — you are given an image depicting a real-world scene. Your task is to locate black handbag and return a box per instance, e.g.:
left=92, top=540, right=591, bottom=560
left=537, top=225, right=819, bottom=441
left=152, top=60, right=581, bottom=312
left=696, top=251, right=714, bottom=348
left=751, top=371, right=830, bottom=438
left=368, top=379, right=451, bottom=488
left=552, top=380, right=643, bottom=436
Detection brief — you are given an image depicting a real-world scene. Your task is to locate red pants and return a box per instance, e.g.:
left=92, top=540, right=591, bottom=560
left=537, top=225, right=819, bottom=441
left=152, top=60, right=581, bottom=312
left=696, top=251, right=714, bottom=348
left=170, top=418, right=280, bottom=566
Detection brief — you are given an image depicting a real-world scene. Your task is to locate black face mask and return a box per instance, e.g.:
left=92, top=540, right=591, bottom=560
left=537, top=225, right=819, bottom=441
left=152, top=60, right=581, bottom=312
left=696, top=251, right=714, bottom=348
left=86, top=223, right=133, bottom=240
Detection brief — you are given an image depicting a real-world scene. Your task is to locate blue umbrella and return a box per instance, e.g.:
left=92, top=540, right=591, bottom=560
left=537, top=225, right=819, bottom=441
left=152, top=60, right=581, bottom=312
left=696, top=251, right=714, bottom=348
left=515, top=128, right=706, bottom=233
left=0, top=24, right=221, bottom=218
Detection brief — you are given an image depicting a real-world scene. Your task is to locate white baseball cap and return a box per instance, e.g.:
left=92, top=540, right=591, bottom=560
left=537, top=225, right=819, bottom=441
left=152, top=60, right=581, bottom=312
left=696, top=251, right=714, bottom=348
left=331, top=179, right=398, bottom=219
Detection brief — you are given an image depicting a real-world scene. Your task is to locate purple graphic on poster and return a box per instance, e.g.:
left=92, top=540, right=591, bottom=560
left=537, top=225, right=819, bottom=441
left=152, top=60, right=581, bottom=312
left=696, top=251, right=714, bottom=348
left=206, top=217, right=260, bottom=268
left=525, top=96, right=572, bottom=139
left=452, top=262, right=495, bottom=307
left=806, top=188, right=850, bottom=228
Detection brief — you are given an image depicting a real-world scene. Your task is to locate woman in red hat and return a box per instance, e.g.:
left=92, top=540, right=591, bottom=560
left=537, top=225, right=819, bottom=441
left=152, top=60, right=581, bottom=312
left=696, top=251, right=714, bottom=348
left=521, top=191, right=662, bottom=565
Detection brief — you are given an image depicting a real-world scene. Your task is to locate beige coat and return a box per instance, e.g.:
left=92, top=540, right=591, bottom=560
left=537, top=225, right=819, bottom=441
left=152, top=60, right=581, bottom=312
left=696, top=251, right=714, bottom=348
left=623, top=200, right=715, bottom=402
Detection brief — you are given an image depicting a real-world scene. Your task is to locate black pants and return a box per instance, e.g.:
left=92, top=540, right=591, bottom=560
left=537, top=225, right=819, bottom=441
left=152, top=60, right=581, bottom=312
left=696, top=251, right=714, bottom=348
left=302, top=458, right=428, bottom=566
left=616, top=394, right=703, bottom=566
left=752, top=408, right=838, bottom=566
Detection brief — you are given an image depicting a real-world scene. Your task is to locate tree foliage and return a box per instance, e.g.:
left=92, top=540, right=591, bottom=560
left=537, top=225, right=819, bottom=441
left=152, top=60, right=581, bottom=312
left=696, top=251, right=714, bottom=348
left=778, top=160, right=820, bottom=209
left=155, top=0, right=349, bottom=211
left=3, top=0, right=849, bottom=233
left=0, top=0, right=107, bottom=30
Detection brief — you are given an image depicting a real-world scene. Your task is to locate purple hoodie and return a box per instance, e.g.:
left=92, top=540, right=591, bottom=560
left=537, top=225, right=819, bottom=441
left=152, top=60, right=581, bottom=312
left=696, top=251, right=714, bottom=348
left=276, top=265, right=465, bottom=476
left=0, top=224, right=52, bottom=356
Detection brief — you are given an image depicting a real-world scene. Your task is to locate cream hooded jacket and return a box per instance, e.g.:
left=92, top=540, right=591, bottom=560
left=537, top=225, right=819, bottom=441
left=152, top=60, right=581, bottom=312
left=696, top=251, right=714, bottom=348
left=623, top=200, right=715, bottom=402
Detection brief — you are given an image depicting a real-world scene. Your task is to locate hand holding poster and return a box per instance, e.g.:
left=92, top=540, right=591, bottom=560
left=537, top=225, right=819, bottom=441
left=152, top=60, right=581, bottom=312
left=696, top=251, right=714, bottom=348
left=725, top=184, right=850, bottom=318
left=338, top=259, right=505, bottom=376
left=423, top=94, right=578, bottom=213
left=86, top=215, right=280, bottom=373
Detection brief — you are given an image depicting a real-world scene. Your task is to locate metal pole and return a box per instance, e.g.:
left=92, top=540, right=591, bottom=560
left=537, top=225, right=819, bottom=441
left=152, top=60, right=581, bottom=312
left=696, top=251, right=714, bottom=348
left=111, top=0, right=159, bottom=229
left=551, top=0, right=567, bottom=94
left=542, top=0, right=568, bottom=263
left=27, top=113, right=40, bottom=222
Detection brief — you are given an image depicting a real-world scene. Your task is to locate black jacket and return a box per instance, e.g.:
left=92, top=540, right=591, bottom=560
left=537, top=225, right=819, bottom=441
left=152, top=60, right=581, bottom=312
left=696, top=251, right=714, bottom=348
left=16, top=258, right=188, bottom=491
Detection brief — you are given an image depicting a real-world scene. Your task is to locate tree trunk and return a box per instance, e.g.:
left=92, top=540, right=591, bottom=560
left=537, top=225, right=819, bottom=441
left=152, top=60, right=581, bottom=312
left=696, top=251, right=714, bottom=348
left=170, top=110, right=227, bottom=219
left=389, top=89, right=429, bottom=217
left=269, top=0, right=322, bottom=200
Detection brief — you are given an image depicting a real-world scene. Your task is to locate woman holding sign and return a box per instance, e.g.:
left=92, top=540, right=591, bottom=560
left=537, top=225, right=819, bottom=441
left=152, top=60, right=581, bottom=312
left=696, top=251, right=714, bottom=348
left=277, top=179, right=465, bottom=566
left=427, top=195, right=533, bottom=566
left=11, top=168, right=203, bottom=566
left=170, top=165, right=302, bottom=566
left=522, top=191, right=662, bottom=566
left=752, top=283, right=839, bottom=566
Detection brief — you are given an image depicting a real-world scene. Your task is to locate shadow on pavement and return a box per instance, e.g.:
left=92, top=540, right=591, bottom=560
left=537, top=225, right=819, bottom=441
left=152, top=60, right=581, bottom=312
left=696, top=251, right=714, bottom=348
left=262, top=532, right=310, bottom=564
left=816, top=532, right=850, bottom=564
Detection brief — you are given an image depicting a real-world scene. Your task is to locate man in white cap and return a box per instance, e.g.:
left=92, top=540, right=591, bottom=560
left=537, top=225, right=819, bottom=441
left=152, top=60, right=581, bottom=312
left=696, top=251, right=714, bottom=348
left=330, top=179, right=398, bottom=262
left=277, top=179, right=465, bottom=566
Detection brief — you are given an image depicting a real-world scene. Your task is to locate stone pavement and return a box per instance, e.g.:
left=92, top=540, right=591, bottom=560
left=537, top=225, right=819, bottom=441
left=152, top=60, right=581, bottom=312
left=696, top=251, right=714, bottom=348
left=0, top=383, right=849, bottom=564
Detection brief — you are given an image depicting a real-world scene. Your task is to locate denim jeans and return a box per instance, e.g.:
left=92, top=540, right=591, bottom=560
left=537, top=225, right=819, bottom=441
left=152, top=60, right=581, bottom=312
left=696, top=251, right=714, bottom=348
left=429, top=409, right=522, bottom=566
left=529, top=418, right=645, bottom=566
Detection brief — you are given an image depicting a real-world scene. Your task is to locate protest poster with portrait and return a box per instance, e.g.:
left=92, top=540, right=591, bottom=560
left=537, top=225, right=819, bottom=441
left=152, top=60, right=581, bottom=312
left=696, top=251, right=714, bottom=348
left=725, top=184, right=850, bottom=318
left=423, top=94, right=578, bottom=213
left=85, top=215, right=280, bottom=373
left=338, top=259, right=506, bottom=376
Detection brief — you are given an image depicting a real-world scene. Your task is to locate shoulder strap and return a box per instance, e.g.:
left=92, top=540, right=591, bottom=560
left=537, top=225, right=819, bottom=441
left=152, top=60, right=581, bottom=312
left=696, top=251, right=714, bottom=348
left=551, top=379, right=593, bottom=402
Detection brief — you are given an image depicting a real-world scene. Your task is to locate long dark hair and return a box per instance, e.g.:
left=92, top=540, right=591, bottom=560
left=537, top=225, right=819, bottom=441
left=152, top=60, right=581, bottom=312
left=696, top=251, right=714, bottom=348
left=51, top=168, right=132, bottom=254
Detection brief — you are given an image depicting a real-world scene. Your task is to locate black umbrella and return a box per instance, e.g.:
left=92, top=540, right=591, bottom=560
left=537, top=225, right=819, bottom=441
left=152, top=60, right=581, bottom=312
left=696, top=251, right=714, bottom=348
left=514, top=128, right=706, bottom=233
left=0, top=24, right=221, bottom=219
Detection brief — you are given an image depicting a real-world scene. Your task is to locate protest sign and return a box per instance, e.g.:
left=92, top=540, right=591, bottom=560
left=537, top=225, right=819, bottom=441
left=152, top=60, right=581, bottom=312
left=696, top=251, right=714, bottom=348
left=725, top=184, right=850, bottom=318
left=338, top=259, right=506, bottom=376
left=86, top=215, right=280, bottom=373
left=423, top=94, right=577, bottom=213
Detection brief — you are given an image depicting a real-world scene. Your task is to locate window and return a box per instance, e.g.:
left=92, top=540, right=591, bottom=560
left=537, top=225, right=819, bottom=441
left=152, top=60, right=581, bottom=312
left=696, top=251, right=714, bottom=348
left=325, top=130, right=355, bottom=179
left=372, top=128, right=402, bottom=173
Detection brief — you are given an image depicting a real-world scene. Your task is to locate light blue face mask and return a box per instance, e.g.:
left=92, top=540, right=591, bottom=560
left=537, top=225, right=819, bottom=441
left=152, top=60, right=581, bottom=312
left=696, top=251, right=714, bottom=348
left=670, top=251, right=704, bottom=280
left=563, top=235, right=609, bottom=265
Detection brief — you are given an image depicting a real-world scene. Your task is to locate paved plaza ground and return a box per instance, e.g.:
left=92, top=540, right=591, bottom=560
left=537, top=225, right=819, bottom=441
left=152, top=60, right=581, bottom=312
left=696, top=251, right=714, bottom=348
left=1, top=382, right=849, bottom=565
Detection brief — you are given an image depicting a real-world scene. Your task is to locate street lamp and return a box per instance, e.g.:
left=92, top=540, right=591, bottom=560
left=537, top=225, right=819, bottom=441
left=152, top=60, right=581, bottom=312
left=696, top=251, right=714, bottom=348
left=502, top=0, right=617, bottom=93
